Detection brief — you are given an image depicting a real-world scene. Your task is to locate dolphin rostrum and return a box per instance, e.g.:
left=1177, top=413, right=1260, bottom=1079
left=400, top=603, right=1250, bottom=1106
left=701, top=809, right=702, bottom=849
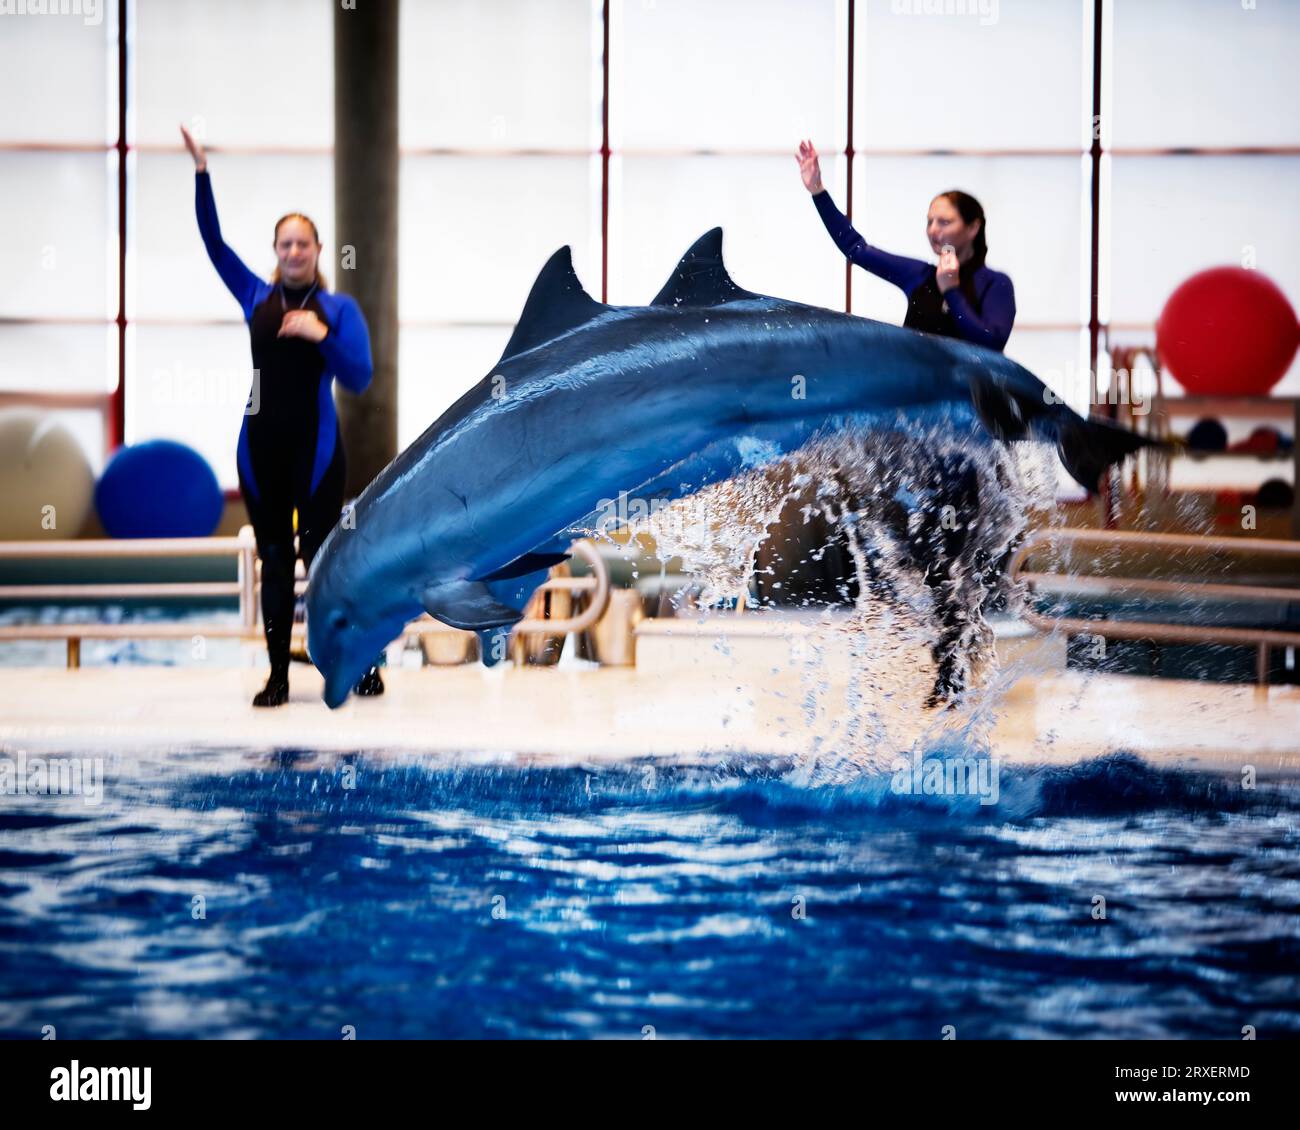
left=306, top=229, right=1154, bottom=707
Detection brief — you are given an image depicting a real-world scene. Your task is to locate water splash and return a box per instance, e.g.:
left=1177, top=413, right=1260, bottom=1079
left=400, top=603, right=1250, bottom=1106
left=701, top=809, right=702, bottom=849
left=605, top=419, right=1063, bottom=775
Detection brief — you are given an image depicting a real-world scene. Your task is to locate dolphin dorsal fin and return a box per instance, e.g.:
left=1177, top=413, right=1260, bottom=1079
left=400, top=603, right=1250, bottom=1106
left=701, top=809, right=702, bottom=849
left=650, top=228, right=761, bottom=308
left=497, top=246, right=607, bottom=364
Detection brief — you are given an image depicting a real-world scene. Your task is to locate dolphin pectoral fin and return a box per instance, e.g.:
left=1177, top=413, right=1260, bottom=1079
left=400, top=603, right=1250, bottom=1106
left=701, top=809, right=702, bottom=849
left=475, top=550, right=571, bottom=583
left=421, top=580, right=525, bottom=631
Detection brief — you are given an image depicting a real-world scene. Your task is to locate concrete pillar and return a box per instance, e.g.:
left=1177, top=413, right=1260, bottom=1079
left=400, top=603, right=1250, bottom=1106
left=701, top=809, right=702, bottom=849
left=334, top=0, right=400, bottom=496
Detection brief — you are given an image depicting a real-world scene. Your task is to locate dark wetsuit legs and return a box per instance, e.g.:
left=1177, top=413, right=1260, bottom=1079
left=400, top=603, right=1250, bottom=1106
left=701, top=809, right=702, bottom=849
left=240, top=438, right=346, bottom=678
left=909, top=454, right=981, bottom=705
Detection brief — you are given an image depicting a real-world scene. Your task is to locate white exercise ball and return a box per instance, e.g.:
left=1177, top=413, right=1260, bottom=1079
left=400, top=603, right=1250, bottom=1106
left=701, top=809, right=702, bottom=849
left=0, top=408, right=96, bottom=540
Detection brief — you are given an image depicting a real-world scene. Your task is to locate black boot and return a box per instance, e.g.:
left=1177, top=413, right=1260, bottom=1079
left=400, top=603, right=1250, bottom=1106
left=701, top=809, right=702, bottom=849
left=924, top=648, right=965, bottom=710
left=253, top=665, right=290, bottom=708
left=353, top=665, right=385, bottom=697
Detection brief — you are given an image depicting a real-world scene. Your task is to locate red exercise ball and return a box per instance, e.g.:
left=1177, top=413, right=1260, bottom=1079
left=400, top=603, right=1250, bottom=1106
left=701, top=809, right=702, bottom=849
left=1156, top=267, right=1299, bottom=396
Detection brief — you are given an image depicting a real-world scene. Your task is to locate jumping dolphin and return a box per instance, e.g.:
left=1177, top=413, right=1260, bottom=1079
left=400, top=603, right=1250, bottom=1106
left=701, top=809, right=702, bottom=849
left=305, top=230, right=1153, bottom=707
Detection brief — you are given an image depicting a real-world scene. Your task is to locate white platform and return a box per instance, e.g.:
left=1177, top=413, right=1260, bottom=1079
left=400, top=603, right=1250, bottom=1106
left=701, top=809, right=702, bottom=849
left=0, top=663, right=1296, bottom=777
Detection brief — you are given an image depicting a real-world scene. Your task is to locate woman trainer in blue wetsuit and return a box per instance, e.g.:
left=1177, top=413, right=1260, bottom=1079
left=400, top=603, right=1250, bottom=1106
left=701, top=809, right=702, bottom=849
left=795, top=139, right=1015, bottom=350
left=182, top=125, right=383, bottom=708
left=792, top=140, right=1018, bottom=706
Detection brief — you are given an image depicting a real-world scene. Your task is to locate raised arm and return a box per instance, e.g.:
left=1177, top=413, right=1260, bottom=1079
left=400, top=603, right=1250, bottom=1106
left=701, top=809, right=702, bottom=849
left=944, top=273, right=1016, bottom=352
left=810, top=189, right=933, bottom=295
left=797, top=140, right=931, bottom=296
left=182, top=124, right=263, bottom=320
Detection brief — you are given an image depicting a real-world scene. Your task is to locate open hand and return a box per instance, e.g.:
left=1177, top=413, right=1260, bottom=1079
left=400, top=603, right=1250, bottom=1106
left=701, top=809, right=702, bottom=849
left=180, top=123, right=207, bottom=172
left=278, top=310, right=328, bottom=343
left=795, top=139, right=824, bottom=194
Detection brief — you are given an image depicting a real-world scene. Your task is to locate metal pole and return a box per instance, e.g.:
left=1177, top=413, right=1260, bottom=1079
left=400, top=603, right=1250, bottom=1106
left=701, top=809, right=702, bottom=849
left=333, top=0, right=400, bottom=497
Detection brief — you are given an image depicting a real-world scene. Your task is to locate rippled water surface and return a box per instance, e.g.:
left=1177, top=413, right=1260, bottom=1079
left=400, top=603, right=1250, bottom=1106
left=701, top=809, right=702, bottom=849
left=1, top=751, right=1297, bottom=1039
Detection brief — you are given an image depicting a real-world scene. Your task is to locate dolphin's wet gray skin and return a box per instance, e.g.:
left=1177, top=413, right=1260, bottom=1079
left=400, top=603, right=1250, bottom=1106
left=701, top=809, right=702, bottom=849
left=306, top=230, right=1153, bottom=707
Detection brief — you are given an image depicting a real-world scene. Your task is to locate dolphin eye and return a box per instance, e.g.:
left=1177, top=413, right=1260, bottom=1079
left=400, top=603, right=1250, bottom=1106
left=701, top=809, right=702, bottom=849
left=330, top=611, right=349, bottom=630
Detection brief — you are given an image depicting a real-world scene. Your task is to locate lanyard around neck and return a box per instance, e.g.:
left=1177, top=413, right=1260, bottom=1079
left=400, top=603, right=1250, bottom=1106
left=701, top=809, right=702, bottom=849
left=279, top=280, right=319, bottom=311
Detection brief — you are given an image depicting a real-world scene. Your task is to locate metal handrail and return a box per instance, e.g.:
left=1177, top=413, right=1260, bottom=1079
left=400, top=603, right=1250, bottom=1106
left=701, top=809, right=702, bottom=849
left=0, top=530, right=612, bottom=667
left=1008, top=526, right=1300, bottom=684
left=512, top=540, right=610, bottom=635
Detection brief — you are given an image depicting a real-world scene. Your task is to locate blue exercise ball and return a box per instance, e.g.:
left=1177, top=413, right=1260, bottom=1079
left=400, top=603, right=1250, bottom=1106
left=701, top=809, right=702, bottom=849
left=95, top=440, right=223, bottom=538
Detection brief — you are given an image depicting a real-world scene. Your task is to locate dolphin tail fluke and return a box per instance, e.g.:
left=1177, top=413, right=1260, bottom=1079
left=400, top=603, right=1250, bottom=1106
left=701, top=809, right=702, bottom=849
left=965, top=367, right=1161, bottom=493
left=1052, top=413, right=1164, bottom=494
left=421, top=579, right=524, bottom=631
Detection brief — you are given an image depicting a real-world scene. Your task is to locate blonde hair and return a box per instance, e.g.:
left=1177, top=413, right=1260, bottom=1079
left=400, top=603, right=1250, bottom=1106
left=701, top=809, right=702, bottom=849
left=270, top=212, right=329, bottom=289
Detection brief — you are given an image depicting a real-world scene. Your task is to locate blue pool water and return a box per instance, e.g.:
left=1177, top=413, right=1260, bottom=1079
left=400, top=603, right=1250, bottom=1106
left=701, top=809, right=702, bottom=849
left=1, top=751, right=1297, bottom=1039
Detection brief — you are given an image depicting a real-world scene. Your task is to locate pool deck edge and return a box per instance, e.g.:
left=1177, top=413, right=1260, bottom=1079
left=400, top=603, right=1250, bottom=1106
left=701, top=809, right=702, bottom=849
left=0, top=665, right=1296, bottom=776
